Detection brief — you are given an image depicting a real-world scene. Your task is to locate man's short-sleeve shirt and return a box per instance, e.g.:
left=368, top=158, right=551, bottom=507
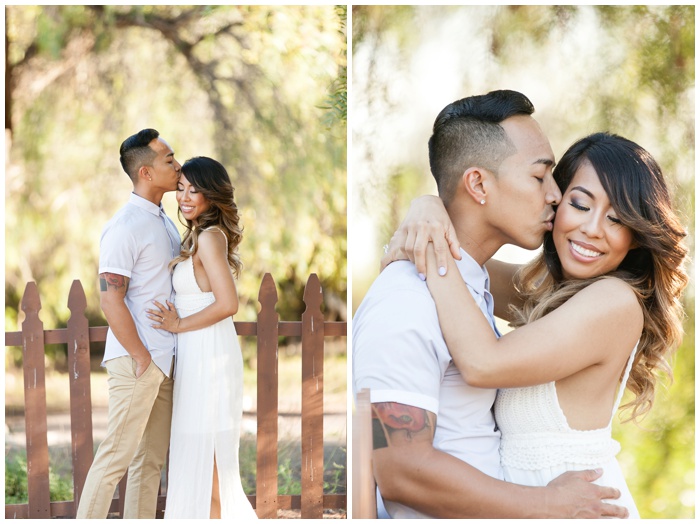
left=99, top=193, right=181, bottom=376
left=352, top=251, right=503, bottom=518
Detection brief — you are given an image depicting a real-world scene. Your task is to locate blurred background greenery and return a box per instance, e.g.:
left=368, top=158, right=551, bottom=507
left=351, top=5, right=694, bottom=519
left=5, top=4, right=347, bottom=357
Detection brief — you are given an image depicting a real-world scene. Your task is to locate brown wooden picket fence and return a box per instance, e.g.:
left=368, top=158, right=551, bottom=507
left=5, top=274, right=347, bottom=519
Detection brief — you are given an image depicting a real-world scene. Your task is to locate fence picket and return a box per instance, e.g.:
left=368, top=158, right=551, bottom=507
left=20, top=282, right=52, bottom=518
left=66, top=280, right=94, bottom=510
left=301, top=274, right=324, bottom=519
left=256, top=273, right=279, bottom=518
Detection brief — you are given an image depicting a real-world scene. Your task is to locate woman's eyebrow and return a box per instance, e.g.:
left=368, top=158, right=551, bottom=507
left=569, top=185, right=595, bottom=199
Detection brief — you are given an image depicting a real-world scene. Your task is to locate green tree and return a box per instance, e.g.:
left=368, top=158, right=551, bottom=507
left=6, top=6, right=347, bottom=354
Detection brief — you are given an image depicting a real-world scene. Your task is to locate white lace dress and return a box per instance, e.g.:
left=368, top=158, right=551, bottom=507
left=495, top=344, right=640, bottom=518
left=164, top=252, right=257, bottom=519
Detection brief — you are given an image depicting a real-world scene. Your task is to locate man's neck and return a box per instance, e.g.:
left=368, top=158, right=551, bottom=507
left=133, top=185, right=164, bottom=207
left=447, top=208, right=503, bottom=267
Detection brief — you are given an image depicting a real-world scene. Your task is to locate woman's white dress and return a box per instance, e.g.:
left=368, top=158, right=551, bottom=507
left=495, top=344, right=640, bottom=518
left=164, top=253, right=257, bottom=519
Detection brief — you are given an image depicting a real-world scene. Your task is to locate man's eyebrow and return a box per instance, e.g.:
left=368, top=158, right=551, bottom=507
left=570, top=185, right=595, bottom=199
left=533, top=158, right=555, bottom=167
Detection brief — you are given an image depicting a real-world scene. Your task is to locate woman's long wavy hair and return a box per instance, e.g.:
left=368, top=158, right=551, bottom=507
left=511, top=133, right=688, bottom=422
left=169, top=157, right=243, bottom=278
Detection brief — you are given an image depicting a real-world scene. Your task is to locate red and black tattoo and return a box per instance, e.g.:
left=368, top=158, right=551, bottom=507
left=99, top=272, right=129, bottom=294
left=371, top=402, right=434, bottom=450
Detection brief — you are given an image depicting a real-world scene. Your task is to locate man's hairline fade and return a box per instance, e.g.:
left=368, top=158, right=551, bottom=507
left=119, top=128, right=161, bottom=181
left=438, top=122, right=516, bottom=206
left=427, top=90, right=535, bottom=205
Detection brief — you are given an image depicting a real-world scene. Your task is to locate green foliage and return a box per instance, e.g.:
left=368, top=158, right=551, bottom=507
left=238, top=438, right=346, bottom=496
left=5, top=452, right=74, bottom=504
left=50, top=470, right=74, bottom=502
left=239, top=437, right=258, bottom=496
left=5, top=454, right=27, bottom=504
left=351, top=5, right=417, bottom=51
left=277, top=456, right=303, bottom=495
left=6, top=6, right=347, bottom=341
left=320, top=5, right=347, bottom=129
left=613, top=303, right=695, bottom=518
left=7, top=440, right=345, bottom=504
left=320, top=66, right=347, bottom=130
left=323, top=446, right=347, bottom=495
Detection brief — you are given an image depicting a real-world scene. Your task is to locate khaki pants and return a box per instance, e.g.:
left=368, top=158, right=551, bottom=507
left=76, top=356, right=173, bottom=519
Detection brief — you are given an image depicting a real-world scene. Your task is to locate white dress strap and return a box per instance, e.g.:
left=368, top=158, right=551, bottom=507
left=203, top=226, right=228, bottom=249
left=609, top=341, right=639, bottom=424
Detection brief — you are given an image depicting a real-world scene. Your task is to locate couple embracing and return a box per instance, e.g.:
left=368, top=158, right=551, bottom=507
left=76, top=130, right=257, bottom=519
left=352, top=90, right=687, bottom=518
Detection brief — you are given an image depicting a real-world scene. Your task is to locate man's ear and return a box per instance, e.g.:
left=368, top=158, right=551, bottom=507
left=462, top=167, right=488, bottom=204
left=138, top=165, right=152, bottom=182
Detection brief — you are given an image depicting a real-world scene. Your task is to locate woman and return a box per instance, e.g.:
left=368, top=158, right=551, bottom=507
left=147, top=157, right=257, bottom=519
left=384, top=133, right=688, bottom=517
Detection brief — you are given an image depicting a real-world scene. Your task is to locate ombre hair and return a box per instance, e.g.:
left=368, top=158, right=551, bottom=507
left=169, top=156, right=243, bottom=278
left=511, top=133, right=688, bottom=422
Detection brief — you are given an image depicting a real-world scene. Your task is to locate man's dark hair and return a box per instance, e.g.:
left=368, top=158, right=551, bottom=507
left=428, top=90, right=535, bottom=203
left=119, top=128, right=160, bottom=180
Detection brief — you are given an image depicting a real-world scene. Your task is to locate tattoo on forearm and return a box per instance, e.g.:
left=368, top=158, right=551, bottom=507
left=371, top=402, right=434, bottom=450
left=99, top=273, right=128, bottom=294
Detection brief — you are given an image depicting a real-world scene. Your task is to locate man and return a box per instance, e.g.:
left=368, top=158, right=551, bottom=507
left=352, top=91, right=627, bottom=518
left=77, top=129, right=182, bottom=519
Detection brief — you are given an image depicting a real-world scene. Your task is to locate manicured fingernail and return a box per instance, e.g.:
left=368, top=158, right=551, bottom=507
left=438, top=266, right=447, bottom=276
left=418, top=273, right=426, bottom=281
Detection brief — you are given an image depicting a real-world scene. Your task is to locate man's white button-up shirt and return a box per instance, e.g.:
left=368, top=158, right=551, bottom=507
left=353, top=249, right=503, bottom=519
left=99, top=193, right=181, bottom=376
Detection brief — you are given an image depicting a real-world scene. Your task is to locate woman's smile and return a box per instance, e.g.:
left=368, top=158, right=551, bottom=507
left=568, top=239, right=604, bottom=259
left=553, top=162, right=634, bottom=279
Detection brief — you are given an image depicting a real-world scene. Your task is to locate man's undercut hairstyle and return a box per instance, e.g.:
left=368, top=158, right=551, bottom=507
left=119, top=128, right=160, bottom=180
left=428, top=90, right=535, bottom=204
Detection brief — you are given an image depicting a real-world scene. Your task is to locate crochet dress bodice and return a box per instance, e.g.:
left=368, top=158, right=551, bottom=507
left=496, top=343, right=637, bottom=470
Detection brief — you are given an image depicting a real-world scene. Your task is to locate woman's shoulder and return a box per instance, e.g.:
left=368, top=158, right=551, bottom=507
left=583, top=275, right=638, bottom=295
left=200, top=225, right=226, bottom=238
left=199, top=226, right=227, bottom=244
left=561, top=277, right=644, bottom=362
left=575, top=277, right=643, bottom=319
left=196, top=227, right=228, bottom=257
